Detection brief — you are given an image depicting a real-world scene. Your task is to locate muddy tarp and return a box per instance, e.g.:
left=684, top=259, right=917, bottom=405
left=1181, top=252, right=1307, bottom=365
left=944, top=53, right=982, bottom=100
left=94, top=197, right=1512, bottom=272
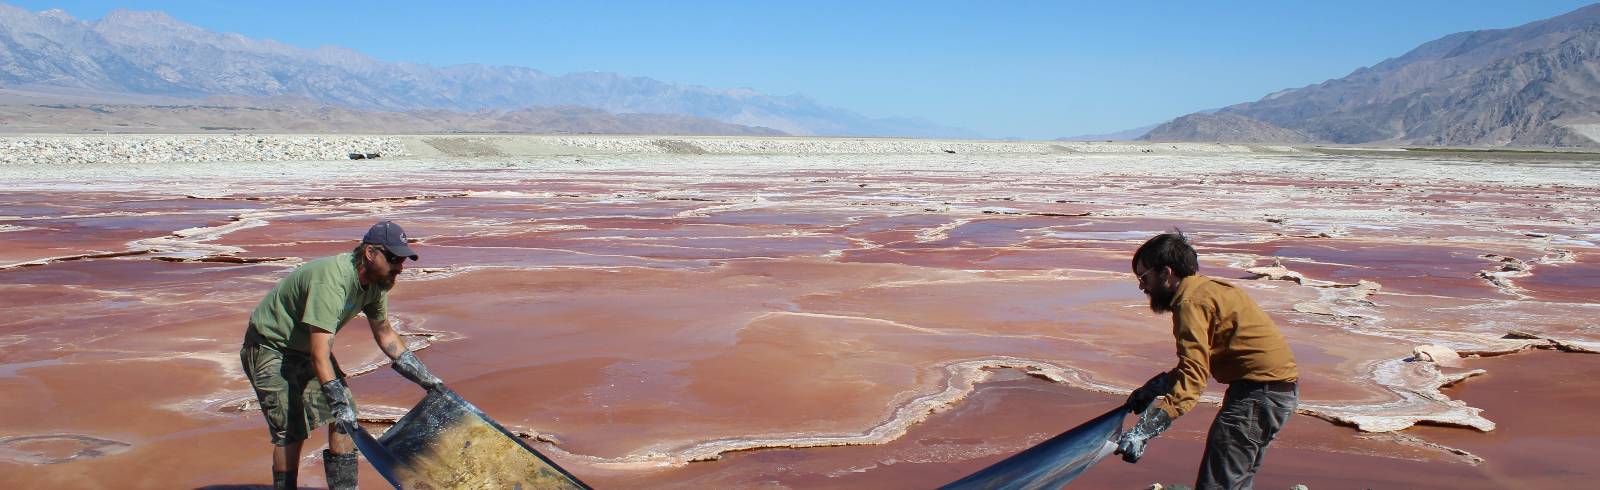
left=939, top=405, right=1127, bottom=490
left=343, top=388, right=590, bottom=489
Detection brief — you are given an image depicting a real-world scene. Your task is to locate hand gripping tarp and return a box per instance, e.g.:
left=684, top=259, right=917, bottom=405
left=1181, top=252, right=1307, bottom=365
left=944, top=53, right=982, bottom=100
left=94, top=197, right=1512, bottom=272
left=340, top=387, right=590, bottom=489
left=939, top=405, right=1128, bottom=490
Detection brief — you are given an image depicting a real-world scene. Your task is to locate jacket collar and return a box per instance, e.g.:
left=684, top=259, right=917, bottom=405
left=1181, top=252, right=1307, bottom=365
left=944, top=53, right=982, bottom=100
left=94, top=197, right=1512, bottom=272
left=1171, top=274, right=1206, bottom=307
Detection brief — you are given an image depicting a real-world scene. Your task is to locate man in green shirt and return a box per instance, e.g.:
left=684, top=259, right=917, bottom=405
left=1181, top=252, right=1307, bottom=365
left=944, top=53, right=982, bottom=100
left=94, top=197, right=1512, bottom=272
left=240, top=221, right=444, bottom=490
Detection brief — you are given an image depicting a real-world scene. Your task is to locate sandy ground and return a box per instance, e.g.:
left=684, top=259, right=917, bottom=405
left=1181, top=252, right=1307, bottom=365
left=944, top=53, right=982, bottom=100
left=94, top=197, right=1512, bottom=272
left=0, top=135, right=1597, bottom=488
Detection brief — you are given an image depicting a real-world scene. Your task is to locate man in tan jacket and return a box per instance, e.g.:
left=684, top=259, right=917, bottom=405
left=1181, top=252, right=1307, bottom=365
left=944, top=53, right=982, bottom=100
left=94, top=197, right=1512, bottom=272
left=1114, top=232, right=1299, bottom=490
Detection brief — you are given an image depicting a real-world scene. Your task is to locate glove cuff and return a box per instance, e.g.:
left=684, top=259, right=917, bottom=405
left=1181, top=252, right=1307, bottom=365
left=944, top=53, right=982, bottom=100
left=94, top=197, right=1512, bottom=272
left=321, top=378, right=351, bottom=405
left=1136, top=404, right=1174, bottom=436
left=392, top=350, right=441, bottom=388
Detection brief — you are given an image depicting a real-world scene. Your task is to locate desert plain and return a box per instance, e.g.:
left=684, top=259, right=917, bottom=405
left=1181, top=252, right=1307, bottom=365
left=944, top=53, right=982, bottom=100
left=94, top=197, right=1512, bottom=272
left=1, top=135, right=1597, bottom=488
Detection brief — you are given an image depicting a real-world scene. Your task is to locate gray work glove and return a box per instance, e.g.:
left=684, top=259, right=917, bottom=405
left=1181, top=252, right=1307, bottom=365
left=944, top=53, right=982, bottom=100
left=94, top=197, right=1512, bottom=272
left=392, top=350, right=443, bottom=391
left=321, top=378, right=358, bottom=431
left=1126, top=372, right=1171, bottom=414
left=1114, top=403, right=1173, bottom=464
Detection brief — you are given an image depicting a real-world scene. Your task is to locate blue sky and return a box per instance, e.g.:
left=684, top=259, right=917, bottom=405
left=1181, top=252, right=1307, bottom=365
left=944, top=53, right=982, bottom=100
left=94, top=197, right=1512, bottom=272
left=15, top=1, right=1597, bottom=138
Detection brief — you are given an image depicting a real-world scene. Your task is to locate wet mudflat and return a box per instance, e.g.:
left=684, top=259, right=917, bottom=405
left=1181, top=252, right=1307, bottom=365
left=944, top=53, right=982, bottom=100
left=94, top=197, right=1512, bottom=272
left=1, top=147, right=1597, bottom=488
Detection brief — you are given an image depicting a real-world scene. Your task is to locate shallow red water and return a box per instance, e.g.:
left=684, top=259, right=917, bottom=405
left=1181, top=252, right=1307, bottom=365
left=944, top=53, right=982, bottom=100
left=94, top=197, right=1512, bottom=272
left=1, top=152, right=1597, bottom=488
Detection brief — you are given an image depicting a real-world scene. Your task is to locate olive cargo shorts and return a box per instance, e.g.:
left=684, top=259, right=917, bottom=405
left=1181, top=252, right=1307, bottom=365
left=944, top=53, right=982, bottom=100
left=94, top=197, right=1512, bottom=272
left=240, top=337, right=348, bottom=446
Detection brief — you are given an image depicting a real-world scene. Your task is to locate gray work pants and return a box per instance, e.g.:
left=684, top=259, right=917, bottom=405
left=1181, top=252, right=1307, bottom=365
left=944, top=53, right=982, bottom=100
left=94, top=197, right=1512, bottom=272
left=1196, top=380, right=1298, bottom=490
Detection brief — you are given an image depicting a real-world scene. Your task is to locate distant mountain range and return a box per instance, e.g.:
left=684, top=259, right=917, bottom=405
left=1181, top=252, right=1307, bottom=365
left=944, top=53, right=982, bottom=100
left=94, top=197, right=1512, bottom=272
left=1053, top=123, right=1162, bottom=142
left=0, top=97, right=788, bottom=136
left=0, top=3, right=975, bottom=137
left=1140, top=4, right=1600, bottom=147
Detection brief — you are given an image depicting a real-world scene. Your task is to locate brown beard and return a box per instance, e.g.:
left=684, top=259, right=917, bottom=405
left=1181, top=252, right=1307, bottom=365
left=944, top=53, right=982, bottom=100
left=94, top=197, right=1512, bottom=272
left=1147, top=286, right=1176, bottom=313
left=360, top=261, right=399, bottom=292
left=375, top=271, right=398, bottom=292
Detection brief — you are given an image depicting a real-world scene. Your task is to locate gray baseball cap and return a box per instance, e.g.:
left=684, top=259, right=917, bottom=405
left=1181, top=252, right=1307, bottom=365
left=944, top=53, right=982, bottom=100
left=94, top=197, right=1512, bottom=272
left=362, top=221, right=418, bottom=261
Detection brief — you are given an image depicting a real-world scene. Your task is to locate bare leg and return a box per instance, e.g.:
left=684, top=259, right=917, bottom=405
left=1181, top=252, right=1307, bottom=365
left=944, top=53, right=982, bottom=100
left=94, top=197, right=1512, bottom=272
left=324, top=424, right=359, bottom=490
left=273, top=440, right=304, bottom=489
left=328, top=423, right=354, bottom=454
left=273, top=439, right=305, bottom=471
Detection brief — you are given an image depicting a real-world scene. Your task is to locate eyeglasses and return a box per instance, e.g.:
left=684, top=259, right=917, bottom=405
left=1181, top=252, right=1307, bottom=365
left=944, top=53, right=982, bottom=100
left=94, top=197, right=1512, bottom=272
left=374, top=247, right=406, bottom=265
left=1135, top=267, right=1161, bottom=286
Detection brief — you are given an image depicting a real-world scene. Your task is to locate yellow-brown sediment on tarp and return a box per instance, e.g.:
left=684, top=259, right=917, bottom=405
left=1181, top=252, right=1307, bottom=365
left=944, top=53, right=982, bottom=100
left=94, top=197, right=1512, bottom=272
left=391, top=412, right=582, bottom=489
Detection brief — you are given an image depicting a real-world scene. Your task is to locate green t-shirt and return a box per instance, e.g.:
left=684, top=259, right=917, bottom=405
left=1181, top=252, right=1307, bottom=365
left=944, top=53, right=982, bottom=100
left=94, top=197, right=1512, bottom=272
left=247, top=252, right=388, bottom=353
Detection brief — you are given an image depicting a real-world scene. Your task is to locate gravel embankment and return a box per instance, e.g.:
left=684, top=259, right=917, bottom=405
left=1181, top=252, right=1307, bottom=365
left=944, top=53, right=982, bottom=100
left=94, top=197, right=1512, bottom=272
left=0, top=135, right=406, bottom=165
left=549, top=136, right=1278, bottom=154
left=0, top=134, right=1300, bottom=164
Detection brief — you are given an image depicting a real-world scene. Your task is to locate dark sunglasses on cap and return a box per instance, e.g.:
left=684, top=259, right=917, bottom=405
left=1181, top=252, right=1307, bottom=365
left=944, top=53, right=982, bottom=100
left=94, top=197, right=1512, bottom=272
left=373, top=246, right=406, bottom=265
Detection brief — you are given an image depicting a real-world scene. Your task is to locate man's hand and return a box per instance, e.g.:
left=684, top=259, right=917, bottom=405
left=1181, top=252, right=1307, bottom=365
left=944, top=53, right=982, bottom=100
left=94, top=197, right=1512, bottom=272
left=321, top=378, right=358, bottom=431
left=1114, top=404, right=1174, bottom=464
left=1126, top=372, right=1170, bottom=414
left=392, top=350, right=442, bottom=391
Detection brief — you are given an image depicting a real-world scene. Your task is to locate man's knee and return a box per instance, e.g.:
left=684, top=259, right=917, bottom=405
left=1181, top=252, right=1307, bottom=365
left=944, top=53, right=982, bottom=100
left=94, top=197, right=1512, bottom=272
left=274, top=431, right=309, bottom=447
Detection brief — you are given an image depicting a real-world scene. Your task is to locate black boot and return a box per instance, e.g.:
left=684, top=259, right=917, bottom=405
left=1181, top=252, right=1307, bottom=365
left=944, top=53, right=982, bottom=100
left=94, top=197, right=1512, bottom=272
left=323, top=449, right=358, bottom=490
left=272, top=469, right=296, bottom=490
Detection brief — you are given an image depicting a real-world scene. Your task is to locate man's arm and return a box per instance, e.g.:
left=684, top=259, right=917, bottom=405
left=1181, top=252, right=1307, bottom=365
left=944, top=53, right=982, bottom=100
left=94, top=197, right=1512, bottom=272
left=310, top=326, right=358, bottom=430
left=369, top=315, right=442, bottom=391
left=1159, top=299, right=1213, bottom=419
left=367, top=315, right=407, bottom=360
left=309, top=327, right=339, bottom=383
left=1116, top=299, right=1212, bottom=463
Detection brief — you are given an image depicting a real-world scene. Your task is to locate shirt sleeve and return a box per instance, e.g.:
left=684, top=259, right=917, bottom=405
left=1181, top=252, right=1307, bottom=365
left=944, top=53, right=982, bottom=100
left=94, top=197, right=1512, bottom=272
left=363, top=292, right=388, bottom=322
left=1159, top=298, right=1213, bottom=419
left=301, top=282, right=348, bottom=333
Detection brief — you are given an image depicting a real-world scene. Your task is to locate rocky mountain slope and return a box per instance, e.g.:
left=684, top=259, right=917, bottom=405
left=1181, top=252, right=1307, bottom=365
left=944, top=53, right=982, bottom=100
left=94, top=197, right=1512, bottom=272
left=0, top=4, right=970, bottom=137
left=1142, top=4, right=1600, bottom=147
left=1141, top=113, right=1315, bottom=144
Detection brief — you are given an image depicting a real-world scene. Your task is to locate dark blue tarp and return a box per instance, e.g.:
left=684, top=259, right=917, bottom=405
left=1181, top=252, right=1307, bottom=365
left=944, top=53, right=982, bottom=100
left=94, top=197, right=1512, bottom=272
left=939, top=405, right=1127, bottom=490
left=343, top=419, right=405, bottom=488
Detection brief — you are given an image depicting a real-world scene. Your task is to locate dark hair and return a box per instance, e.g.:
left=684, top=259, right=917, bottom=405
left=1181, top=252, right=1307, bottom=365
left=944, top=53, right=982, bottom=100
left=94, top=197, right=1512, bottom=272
left=353, top=242, right=374, bottom=270
left=1132, top=231, right=1198, bottom=278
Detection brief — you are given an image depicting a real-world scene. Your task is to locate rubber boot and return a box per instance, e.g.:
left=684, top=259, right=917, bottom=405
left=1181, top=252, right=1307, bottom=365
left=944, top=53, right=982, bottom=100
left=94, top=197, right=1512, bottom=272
left=272, top=469, right=296, bottom=490
left=323, top=449, right=358, bottom=490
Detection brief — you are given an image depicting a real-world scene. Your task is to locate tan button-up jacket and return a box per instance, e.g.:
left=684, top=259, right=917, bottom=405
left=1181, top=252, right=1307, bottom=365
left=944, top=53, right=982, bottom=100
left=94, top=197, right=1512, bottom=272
left=1158, top=275, right=1298, bottom=418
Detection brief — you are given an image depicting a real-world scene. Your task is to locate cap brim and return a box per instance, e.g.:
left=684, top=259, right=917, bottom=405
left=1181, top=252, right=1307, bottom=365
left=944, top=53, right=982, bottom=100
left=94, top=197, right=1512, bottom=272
left=388, top=242, right=419, bottom=261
